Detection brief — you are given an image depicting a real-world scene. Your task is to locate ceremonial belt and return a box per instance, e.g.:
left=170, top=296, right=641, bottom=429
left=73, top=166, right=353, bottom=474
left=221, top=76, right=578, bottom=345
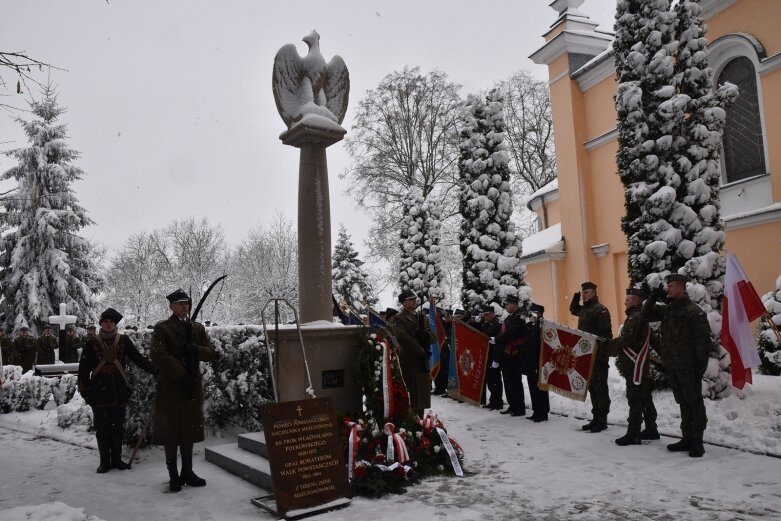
left=92, top=335, right=129, bottom=385
left=622, top=329, right=651, bottom=385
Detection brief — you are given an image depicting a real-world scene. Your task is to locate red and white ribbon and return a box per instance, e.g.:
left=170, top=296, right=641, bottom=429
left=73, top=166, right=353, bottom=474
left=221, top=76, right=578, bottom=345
left=381, top=339, right=393, bottom=419
left=383, top=422, right=409, bottom=464
left=435, top=426, right=463, bottom=477
left=623, top=329, right=651, bottom=385
left=345, top=421, right=361, bottom=481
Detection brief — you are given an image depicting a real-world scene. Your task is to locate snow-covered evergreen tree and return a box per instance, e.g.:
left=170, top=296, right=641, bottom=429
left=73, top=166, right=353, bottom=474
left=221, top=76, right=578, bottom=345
left=757, top=275, right=781, bottom=376
left=398, top=187, right=444, bottom=301
left=458, top=89, right=526, bottom=315
left=332, top=224, right=377, bottom=311
left=0, top=85, right=103, bottom=333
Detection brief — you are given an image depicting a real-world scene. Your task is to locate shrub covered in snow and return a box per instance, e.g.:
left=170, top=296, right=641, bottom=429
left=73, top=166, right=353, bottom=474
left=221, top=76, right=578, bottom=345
left=332, top=225, right=378, bottom=311
left=0, top=365, right=31, bottom=413
left=757, top=275, right=781, bottom=376
left=56, top=395, right=94, bottom=430
left=50, top=374, right=78, bottom=406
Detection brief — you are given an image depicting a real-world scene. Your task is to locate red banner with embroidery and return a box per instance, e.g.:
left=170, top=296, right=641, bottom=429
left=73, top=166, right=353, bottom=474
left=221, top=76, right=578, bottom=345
left=452, top=319, right=489, bottom=406
left=538, top=319, right=599, bottom=401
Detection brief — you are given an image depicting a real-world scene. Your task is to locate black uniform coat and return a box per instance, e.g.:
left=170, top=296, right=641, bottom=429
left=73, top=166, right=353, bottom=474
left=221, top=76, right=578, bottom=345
left=35, top=335, right=58, bottom=365
left=13, top=335, right=36, bottom=372
left=150, top=316, right=215, bottom=445
left=60, top=333, right=81, bottom=364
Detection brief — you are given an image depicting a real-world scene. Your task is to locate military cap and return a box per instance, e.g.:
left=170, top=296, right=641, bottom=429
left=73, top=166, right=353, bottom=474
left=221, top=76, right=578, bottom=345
left=19, top=326, right=29, bottom=332
left=86, top=325, right=96, bottom=331
left=385, top=308, right=399, bottom=320
left=581, top=281, right=597, bottom=291
left=666, top=273, right=689, bottom=284
left=99, top=308, right=123, bottom=324
left=65, top=324, right=76, bottom=331
left=626, top=287, right=646, bottom=298
left=504, top=294, right=521, bottom=305
left=42, top=324, right=52, bottom=330
left=482, top=306, right=496, bottom=314
left=398, top=290, right=417, bottom=303
left=166, top=288, right=191, bottom=303
left=530, top=303, right=545, bottom=315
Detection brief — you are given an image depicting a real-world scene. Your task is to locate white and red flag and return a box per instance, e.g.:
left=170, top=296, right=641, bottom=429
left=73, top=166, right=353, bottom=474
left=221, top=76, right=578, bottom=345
left=538, top=319, right=600, bottom=401
left=722, top=253, right=766, bottom=389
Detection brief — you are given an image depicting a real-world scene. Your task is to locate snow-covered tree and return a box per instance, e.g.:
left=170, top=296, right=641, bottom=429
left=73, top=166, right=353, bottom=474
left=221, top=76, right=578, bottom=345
left=458, top=89, right=526, bottom=315
left=332, top=224, right=377, bottom=311
left=398, top=188, right=444, bottom=301
left=757, top=275, right=781, bottom=376
left=0, top=84, right=103, bottom=332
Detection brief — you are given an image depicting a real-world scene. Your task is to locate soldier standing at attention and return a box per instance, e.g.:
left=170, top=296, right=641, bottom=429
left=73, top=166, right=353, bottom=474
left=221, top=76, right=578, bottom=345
left=491, top=295, right=528, bottom=417
left=608, top=288, right=658, bottom=446
left=389, top=290, right=433, bottom=415
left=150, top=289, right=215, bottom=492
left=13, top=326, right=36, bottom=373
left=522, top=304, right=550, bottom=422
left=643, top=274, right=712, bottom=457
left=35, top=324, right=58, bottom=365
left=480, top=305, right=504, bottom=411
left=570, top=282, right=613, bottom=432
left=59, top=325, right=81, bottom=363
left=78, top=308, right=157, bottom=472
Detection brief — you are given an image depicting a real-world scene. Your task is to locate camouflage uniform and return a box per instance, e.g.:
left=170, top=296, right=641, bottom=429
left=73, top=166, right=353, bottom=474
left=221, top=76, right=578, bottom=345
left=13, top=334, right=36, bottom=372
left=35, top=334, right=58, bottom=365
left=570, top=296, right=612, bottom=429
left=389, top=308, right=433, bottom=413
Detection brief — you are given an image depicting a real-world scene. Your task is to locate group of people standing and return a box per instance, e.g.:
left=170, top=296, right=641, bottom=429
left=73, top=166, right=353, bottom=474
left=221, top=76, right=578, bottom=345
left=0, top=323, right=90, bottom=372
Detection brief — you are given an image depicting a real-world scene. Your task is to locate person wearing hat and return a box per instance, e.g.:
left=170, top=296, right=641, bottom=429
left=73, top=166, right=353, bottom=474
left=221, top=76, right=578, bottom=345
left=389, top=289, right=434, bottom=414
left=522, top=303, right=550, bottom=422
left=490, top=294, right=529, bottom=417
left=607, top=288, right=658, bottom=446
left=643, top=273, right=712, bottom=457
left=13, top=326, right=36, bottom=373
left=570, top=281, right=613, bottom=432
left=479, top=305, right=504, bottom=410
left=35, top=324, right=58, bottom=366
left=59, top=324, right=81, bottom=363
left=78, top=307, right=158, bottom=473
left=150, top=288, right=216, bottom=492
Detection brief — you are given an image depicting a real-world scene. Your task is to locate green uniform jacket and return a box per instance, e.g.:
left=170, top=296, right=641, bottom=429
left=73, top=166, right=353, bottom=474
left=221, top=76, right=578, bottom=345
left=150, top=316, right=215, bottom=445
left=570, top=297, right=612, bottom=361
left=389, top=308, right=433, bottom=411
left=35, top=335, right=58, bottom=365
left=609, top=304, right=649, bottom=377
left=13, top=336, right=36, bottom=372
left=642, top=296, right=712, bottom=375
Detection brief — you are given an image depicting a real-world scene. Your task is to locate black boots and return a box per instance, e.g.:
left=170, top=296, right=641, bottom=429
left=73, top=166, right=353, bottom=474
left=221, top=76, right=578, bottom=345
left=166, top=457, right=182, bottom=492
left=581, top=420, right=595, bottom=431
left=180, top=444, right=206, bottom=487
left=688, top=439, right=705, bottom=458
left=96, top=437, right=111, bottom=474
left=639, top=425, right=660, bottom=440
left=589, top=420, right=607, bottom=433
left=111, top=432, right=131, bottom=470
left=666, top=438, right=692, bottom=452
left=615, top=432, right=642, bottom=446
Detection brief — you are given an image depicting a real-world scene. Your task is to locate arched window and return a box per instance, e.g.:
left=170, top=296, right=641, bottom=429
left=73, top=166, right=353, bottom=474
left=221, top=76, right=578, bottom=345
left=719, top=56, right=766, bottom=183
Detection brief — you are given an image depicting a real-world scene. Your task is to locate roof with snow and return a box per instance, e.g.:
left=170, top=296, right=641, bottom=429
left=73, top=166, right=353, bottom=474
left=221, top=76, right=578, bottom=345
left=526, top=179, right=559, bottom=211
left=521, top=223, right=564, bottom=260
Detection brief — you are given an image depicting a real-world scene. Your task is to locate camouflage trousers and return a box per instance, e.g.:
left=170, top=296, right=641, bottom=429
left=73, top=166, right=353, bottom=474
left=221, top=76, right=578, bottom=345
left=588, top=359, right=611, bottom=423
left=667, top=367, right=707, bottom=440
left=625, top=378, right=656, bottom=434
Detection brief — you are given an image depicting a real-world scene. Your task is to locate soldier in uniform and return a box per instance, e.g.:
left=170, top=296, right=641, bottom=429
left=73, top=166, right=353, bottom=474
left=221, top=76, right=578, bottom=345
left=643, top=274, right=712, bottom=457
left=13, top=326, right=36, bottom=373
left=150, top=289, right=216, bottom=492
left=35, top=324, right=58, bottom=365
left=59, top=325, right=81, bottom=363
left=491, top=294, right=528, bottom=417
left=480, top=305, right=504, bottom=410
left=522, top=304, right=550, bottom=422
left=78, top=308, right=157, bottom=473
left=389, top=290, right=433, bottom=415
left=570, top=281, right=613, bottom=432
left=608, top=288, right=658, bottom=446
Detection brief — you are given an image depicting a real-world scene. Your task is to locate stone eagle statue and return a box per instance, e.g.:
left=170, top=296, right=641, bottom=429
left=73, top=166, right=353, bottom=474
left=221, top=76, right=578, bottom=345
left=272, top=31, right=350, bottom=129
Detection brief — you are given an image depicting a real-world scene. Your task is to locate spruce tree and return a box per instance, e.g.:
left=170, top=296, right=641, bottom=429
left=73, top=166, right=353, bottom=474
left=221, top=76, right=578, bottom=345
left=757, top=275, right=781, bottom=376
left=398, top=188, right=444, bottom=301
left=0, top=85, right=103, bottom=332
left=332, top=224, right=377, bottom=311
left=458, top=89, right=526, bottom=316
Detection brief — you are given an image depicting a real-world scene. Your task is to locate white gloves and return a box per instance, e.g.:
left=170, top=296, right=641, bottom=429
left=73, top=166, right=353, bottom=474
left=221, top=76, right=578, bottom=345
left=489, top=337, right=495, bottom=345
left=491, top=361, right=500, bottom=369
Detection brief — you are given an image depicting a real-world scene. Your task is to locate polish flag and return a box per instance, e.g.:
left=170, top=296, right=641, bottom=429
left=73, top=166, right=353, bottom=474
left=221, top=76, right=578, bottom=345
left=722, top=254, right=766, bottom=389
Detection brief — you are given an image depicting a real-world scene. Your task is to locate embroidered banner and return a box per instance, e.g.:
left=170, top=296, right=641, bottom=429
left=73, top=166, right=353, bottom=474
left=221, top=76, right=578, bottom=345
left=538, top=319, right=600, bottom=401
left=451, top=319, right=489, bottom=406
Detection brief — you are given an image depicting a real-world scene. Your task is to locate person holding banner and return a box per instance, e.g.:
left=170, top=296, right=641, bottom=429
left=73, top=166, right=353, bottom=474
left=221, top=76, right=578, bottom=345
left=490, top=295, right=528, bottom=417
left=570, top=282, right=613, bottom=433
left=608, top=288, right=658, bottom=446
left=480, top=306, right=504, bottom=411
left=643, top=274, right=712, bottom=458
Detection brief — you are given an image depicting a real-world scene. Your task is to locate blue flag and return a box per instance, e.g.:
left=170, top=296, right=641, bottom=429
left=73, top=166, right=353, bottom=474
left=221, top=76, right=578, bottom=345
left=428, top=297, right=444, bottom=379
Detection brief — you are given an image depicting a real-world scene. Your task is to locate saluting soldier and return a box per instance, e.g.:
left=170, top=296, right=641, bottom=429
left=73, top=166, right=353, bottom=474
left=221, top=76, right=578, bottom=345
left=491, top=294, right=528, bottom=417
left=13, top=326, right=36, bottom=373
left=389, top=290, right=433, bottom=415
left=643, top=274, right=712, bottom=458
left=59, top=325, right=81, bottom=363
left=570, top=281, right=613, bottom=433
left=608, top=288, right=658, bottom=446
left=150, top=289, right=215, bottom=492
left=78, top=308, right=157, bottom=473
left=35, top=324, right=58, bottom=365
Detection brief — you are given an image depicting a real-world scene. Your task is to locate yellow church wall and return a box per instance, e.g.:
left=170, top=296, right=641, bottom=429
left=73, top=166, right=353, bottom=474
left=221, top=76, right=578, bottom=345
left=759, top=70, right=781, bottom=202
left=725, top=222, right=781, bottom=295
left=707, top=0, right=781, bottom=56
left=582, top=75, right=619, bottom=141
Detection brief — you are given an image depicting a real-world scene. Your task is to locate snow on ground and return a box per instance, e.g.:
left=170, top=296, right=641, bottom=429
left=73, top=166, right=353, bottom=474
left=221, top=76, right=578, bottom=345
left=1, top=367, right=780, bottom=521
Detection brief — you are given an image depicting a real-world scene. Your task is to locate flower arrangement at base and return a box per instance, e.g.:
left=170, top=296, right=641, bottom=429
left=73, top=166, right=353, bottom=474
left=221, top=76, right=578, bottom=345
left=342, top=331, right=465, bottom=497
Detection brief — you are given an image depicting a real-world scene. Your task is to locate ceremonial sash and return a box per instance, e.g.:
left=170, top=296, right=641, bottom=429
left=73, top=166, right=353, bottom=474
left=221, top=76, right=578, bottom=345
left=622, top=329, right=651, bottom=385
left=92, top=335, right=128, bottom=385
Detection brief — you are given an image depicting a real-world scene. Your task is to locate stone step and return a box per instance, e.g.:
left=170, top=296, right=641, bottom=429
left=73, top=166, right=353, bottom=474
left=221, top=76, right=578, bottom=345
left=237, top=431, right=269, bottom=458
left=205, top=442, right=273, bottom=491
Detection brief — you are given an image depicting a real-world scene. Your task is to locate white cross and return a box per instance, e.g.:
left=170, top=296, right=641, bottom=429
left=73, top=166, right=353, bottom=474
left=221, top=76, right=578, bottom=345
left=49, top=303, right=77, bottom=330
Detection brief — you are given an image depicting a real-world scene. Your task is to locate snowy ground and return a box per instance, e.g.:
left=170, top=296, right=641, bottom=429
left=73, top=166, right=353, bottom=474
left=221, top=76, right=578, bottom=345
left=1, top=367, right=780, bottom=521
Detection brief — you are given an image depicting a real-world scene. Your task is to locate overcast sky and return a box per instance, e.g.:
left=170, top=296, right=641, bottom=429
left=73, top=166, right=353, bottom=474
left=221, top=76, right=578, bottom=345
left=1, top=0, right=615, bottom=303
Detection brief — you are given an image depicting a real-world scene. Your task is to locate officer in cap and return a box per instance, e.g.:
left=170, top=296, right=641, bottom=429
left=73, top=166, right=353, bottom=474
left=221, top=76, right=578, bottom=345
left=491, top=294, right=528, bottom=417
left=389, top=289, right=433, bottom=414
left=13, top=325, right=36, bottom=372
left=523, top=303, right=549, bottom=422
left=150, top=288, right=215, bottom=491
left=643, top=273, right=712, bottom=457
left=480, top=305, right=503, bottom=410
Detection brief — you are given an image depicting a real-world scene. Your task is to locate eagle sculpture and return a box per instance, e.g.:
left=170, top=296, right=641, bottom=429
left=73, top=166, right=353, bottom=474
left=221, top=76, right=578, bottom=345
left=272, top=31, right=350, bottom=130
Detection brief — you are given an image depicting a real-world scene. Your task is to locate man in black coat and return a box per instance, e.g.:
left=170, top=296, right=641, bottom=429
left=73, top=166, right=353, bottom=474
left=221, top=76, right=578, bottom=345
left=59, top=325, right=81, bottom=363
left=522, top=304, right=550, bottom=422
left=480, top=305, right=503, bottom=410
left=491, top=295, right=528, bottom=417
left=78, top=308, right=157, bottom=473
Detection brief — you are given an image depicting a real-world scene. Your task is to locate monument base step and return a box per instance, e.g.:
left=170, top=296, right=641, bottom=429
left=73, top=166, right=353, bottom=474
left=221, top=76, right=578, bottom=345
left=205, top=441, right=273, bottom=490
left=237, top=431, right=269, bottom=458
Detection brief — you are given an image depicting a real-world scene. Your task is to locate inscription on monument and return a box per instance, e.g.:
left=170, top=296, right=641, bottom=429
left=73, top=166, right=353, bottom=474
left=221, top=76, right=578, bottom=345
left=321, top=369, right=345, bottom=389
left=260, top=398, right=350, bottom=516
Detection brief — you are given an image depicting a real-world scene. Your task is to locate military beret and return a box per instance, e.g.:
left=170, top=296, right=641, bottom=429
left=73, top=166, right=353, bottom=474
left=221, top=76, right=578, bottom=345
left=503, top=295, right=520, bottom=305
left=99, top=308, right=123, bottom=324
left=530, top=303, right=545, bottom=315
left=42, top=324, right=52, bottom=329
left=385, top=308, right=399, bottom=320
left=397, top=289, right=417, bottom=303
left=166, top=288, right=191, bottom=303
left=581, top=281, right=597, bottom=291
left=666, top=273, right=689, bottom=284
left=626, top=287, right=646, bottom=298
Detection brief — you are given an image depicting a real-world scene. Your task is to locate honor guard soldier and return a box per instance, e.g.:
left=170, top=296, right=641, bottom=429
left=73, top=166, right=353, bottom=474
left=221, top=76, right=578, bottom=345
left=522, top=304, right=550, bottom=422
left=59, top=324, right=81, bottom=363
left=13, top=326, right=36, bottom=373
left=35, top=324, right=58, bottom=365
left=491, top=294, right=528, bottom=417
left=480, top=305, right=504, bottom=411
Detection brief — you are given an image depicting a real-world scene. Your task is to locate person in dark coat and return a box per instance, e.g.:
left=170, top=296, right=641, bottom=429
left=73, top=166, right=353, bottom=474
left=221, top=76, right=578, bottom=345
left=13, top=326, right=36, bottom=372
left=78, top=308, right=157, bottom=473
left=480, top=305, right=504, bottom=410
left=643, top=274, right=712, bottom=458
left=150, top=289, right=216, bottom=492
left=522, top=304, right=550, bottom=422
left=35, top=324, right=58, bottom=365
left=491, top=294, right=528, bottom=417
left=570, top=281, right=613, bottom=432
left=432, top=309, right=452, bottom=396
left=389, top=290, right=433, bottom=415
left=59, top=325, right=81, bottom=363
